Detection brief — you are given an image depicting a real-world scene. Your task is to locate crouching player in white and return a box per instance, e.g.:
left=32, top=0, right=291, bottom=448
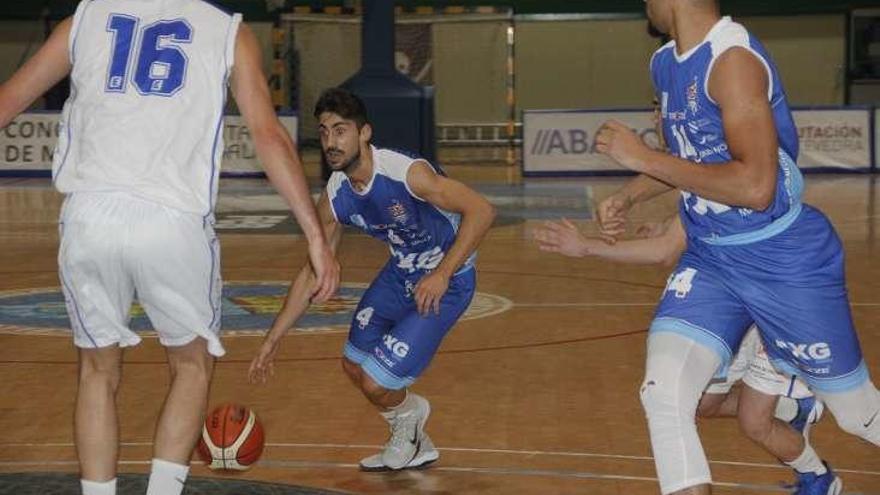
left=0, top=1, right=339, bottom=494
left=535, top=215, right=838, bottom=493
left=249, top=88, right=496, bottom=471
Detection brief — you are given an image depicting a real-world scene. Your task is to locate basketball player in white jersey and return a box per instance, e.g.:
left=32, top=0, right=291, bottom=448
left=534, top=215, right=837, bottom=490
left=0, top=1, right=339, bottom=494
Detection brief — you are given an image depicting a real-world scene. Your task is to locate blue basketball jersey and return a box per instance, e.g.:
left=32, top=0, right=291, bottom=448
left=651, top=17, right=803, bottom=245
left=326, top=146, right=475, bottom=280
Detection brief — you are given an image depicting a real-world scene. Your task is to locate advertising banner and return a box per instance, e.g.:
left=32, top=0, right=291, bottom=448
left=0, top=113, right=298, bottom=175
left=523, top=108, right=872, bottom=175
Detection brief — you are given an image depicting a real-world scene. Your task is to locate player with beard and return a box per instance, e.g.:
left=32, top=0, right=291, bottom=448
left=249, top=87, right=496, bottom=471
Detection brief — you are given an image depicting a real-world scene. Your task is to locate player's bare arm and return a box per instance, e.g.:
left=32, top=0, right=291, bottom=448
left=407, top=162, right=496, bottom=315
left=0, top=18, right=71, bottom=128
left=596, top=175, right=674, bottom=240
left=248, top=192, right=343, bottom=384
left=535, top=214, right=685, bottom=266
left=231, top=23, right=339, bottom=302
left=596, top=96, right=674, bottom=240
left=595, top=48, right=777, bottom=211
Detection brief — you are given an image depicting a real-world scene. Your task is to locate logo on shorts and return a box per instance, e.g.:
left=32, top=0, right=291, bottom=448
left=0, top=283, right=512, bottom=337
left=775, top=340, right=832, bottom=361
left=404, top=280, right=416, bottom=299
left=665, top=268, right=697, bottom=298
left=374, top=348, right=396, bottom=368
left=383, top=334, right=410, bottom=358
left=355, top=307, right=374, bottom=330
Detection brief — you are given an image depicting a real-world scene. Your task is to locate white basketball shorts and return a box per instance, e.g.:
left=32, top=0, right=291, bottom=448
left=705, top=326, right=811, bottom=399
left=58, top=191, right=224, bottom=356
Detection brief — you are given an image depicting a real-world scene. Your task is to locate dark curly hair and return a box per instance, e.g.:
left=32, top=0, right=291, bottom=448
left=313, top=87, right=369, bottom=128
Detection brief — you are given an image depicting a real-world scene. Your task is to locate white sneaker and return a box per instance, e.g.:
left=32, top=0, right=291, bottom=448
left=359, top=433, right=439, bottom=472
left=359, top=395, right=432, bottom=471
left=383, top=394, right=430, bottom=469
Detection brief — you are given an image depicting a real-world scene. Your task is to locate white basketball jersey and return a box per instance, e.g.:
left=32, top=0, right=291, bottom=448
left=53, top=0, right=242, bottom=216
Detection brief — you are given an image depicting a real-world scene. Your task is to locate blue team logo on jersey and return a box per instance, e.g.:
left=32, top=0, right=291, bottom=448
left=686, top=77, right=700, bottom=115
left=388, top=200, right=409, bottom=224
left=0, top=282, right=512, bottom=336
left=387, top=229, right=406, bottom=246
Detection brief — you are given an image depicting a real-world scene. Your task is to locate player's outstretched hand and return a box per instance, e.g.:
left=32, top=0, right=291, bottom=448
left=248, top=336, right=282, bottom=384
left=635, top=221, right=667, bottom=238
left=308, top=240, right=340, bottom=304
left=595, top=120, right=651, bottom=171
left=596, top=192, right=633, bottom=242
left=415, top=271, right=449, bottom=316
left=534, top=218, right=603, bottom=258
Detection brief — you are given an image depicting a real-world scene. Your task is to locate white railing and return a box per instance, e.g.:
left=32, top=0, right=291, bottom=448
left=437, top=122, right=522, bottom=146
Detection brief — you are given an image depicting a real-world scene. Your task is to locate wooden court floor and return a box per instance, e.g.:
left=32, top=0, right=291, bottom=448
left=0, top=170, right=878, bottom=494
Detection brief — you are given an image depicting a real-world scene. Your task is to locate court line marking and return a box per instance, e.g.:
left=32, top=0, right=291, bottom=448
left=2, top=441, right=878, bottom=477
left=1, top=458, right=876, bottom=494
left=0, top=328, right=650, bottom=365
left=513, top=302, right=880, bottom=308
left=258, top=460, right=796, bottom=493
left=515, top=302, right=657, bottom=307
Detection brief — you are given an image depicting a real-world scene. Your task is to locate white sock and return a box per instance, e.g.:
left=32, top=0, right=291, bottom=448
left=81, top=478, right=116, bottom=495
left=146, top=458, right=189, bottom=495
left=786, top=445, right=827, bottom=475
left=380, top=407, right=396, bottom=423
left=774, top=396, right=799, bottom=422
left=381, top=389, right=418, bottom=420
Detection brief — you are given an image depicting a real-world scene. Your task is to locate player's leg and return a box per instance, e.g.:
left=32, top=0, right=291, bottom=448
left=342, top=266, right=406, bottom=404
left=341, top=355, right=425, bottom=466
left=698, top=328, right=810, bottom=423
left=59, top=193, right=141, bottom=495
left=356, top=270, right=476, bottom=471
left=76, top=346, right=123, bottom=489
left=126, top=199, right=224, bottom=495
left=737, top=384, right=839, bottom=495
left=810, top=382, right=878, bottom=495
left=697, top=390, right=739, bottom=419
left=743, top=207, right=877, bottom=448
left=778, top=381, right=874, bottom=495
left=147, top=338, right=215, bottom=494
left=737, top=385, right=804, bottom=461
left=642, top=332, right=721, bottom=495
left=817, top=380, right=880, bottom=445
left=698, top=327, right=754, bottom=419
left=698, top=386, right=743, bottom=419
left=342, top=354, right=365, bottom=388
left=644, top=256, right=753, bottom=495
left=738, top=336, right=836, bottom=494
left=341, top=267, right=421, bottom=469
left=740, top=206, right=865, bottom=493
left=736, top=329, right=814, bottom=459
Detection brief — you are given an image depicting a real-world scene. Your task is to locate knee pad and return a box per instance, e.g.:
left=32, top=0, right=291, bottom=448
left=833, top=407, right=875, bottom=438
left=640, top=333, right=722, bottom=494
left=820, top=381, right=880, bottom=445
left=640, top=378, right=688, bottom=422
left=640, top=377, right=712, bottom=494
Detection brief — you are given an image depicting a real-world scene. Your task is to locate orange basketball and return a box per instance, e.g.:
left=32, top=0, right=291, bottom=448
left=196, top=403, right=265, bottom=471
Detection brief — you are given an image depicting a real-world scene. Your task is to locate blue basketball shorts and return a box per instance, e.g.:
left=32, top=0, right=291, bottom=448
left=343, top=264, right=476, bottom=390
left=651, top=205, right=868, bottom=393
